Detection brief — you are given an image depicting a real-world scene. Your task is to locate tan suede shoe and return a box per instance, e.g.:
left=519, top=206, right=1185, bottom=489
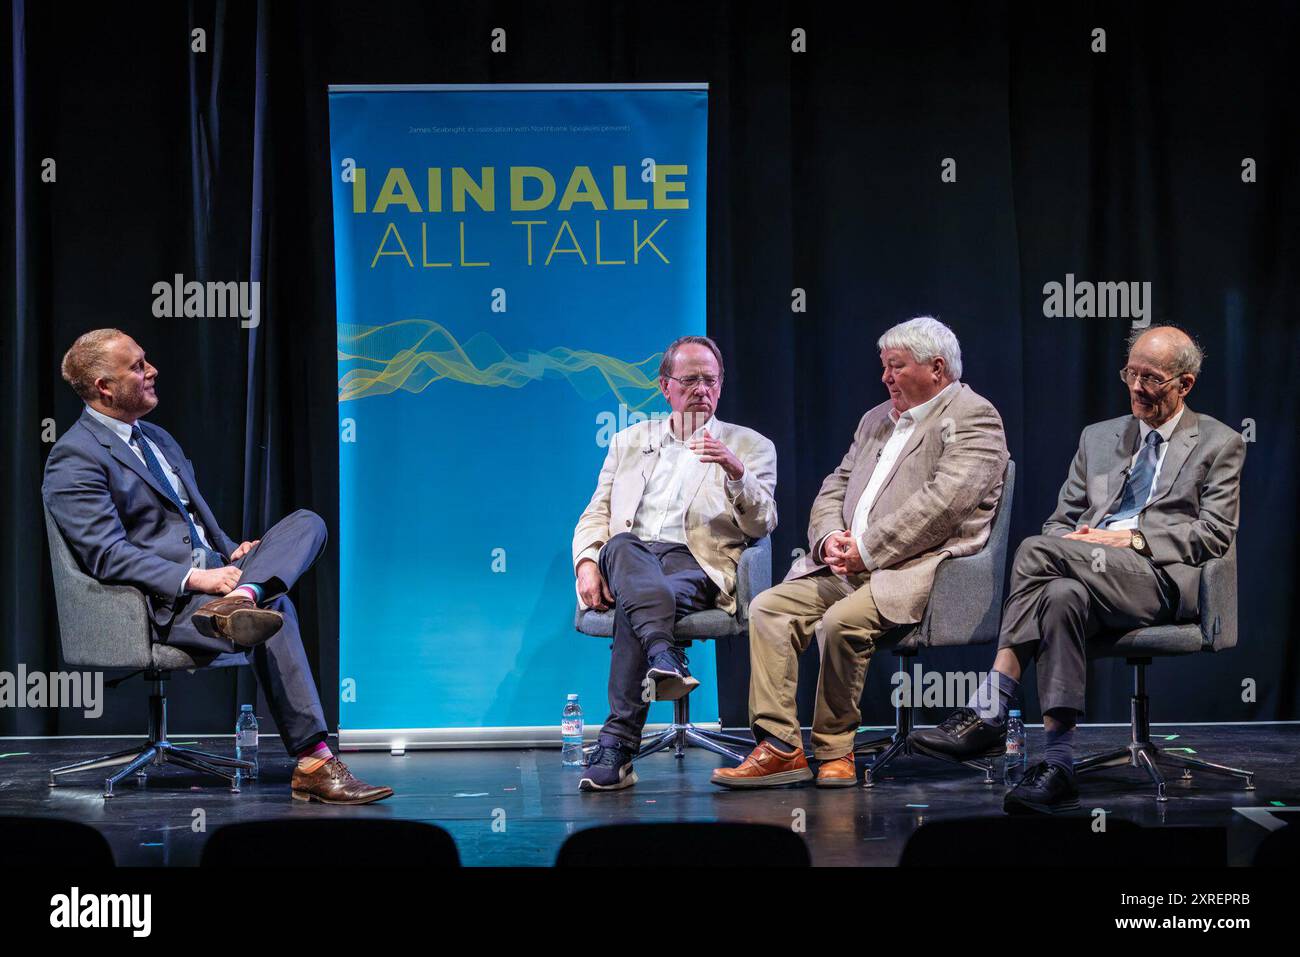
left=815, top=753, right=857, bottom=788
left=192, top=595, right=284, bottom=647
left=711, top=740, right=812, bottom=789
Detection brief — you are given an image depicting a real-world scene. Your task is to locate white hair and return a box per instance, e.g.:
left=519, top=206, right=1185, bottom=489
left=877, top=315, right=962, bottom=380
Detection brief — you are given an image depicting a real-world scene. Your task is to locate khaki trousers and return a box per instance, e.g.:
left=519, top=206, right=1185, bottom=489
left=747, top=568, right=889, bottom=759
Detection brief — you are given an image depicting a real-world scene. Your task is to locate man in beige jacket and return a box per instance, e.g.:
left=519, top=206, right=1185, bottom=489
left=572, top=336, right=778, bottom=791
left=713, top=316, right=1008, bottom=789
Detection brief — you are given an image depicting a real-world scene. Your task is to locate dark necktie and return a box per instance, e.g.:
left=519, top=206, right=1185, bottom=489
left=1101, top=430, right=1164, bottom=528
left=131, top=425, right=224, bottom=569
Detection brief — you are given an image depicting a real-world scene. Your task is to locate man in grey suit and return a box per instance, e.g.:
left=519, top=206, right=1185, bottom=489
left=713, top=316, right=1009, bottom=788
left=44, top=329, right=392, bottom=804
left=913, top=325, right=1244, bottom=814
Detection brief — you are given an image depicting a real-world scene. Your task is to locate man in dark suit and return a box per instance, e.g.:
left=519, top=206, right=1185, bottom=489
left=911, top=326, right=1244, bottom=814
left=43, top=328, right=391, bottom=804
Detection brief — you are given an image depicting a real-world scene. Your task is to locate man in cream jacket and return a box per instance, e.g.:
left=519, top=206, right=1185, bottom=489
left=572, top=336, right=777, bottom=791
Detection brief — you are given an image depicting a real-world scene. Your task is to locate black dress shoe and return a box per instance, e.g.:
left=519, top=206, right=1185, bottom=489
left=1004, top=761, right=1080, bottom=815
left=909, top=707, right=1006, bottom=762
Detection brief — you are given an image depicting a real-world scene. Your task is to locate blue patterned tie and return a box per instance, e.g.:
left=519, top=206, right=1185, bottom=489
left=131, top=426, right=224, bottom=569
left=1102, top=430, right=1164, bottom=528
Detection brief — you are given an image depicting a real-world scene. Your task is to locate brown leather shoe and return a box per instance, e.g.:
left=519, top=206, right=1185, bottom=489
left=711, top=740, right=812, bottom=789
left=816, top=753, right=857, bottom=787
left=193, top=595, right=284, bottom=647
left=291, top=757, right=394, bottom=805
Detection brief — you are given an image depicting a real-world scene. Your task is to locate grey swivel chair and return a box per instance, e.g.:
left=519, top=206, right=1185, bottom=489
left=1075, top=543, right=1254, bottom=801
left=43, top=506, right=254, bottom=797
left=575, top=536, right=772, bottom=762
left=856, top=461, right=1016, bottom=787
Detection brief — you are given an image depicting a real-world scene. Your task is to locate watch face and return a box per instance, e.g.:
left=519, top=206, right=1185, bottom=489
left=1133, top=534, right=1145, bottom=549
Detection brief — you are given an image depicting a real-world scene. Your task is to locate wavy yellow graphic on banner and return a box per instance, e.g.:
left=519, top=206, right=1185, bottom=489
left=337, top=319, right=664, bottom=407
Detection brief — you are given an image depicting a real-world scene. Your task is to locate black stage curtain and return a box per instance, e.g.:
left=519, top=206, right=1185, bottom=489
left=2, top=1, right=1296, bottom=738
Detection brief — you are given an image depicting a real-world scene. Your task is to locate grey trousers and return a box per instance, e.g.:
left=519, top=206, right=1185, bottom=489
left=596, top=533, right=717, bottom=750
left=998, top=534, right=1178, bottom=714
left=162, top=509, right=330, bottom=755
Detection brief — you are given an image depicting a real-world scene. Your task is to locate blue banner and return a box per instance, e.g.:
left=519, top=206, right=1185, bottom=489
left=328, top=85, right=710, bottom=741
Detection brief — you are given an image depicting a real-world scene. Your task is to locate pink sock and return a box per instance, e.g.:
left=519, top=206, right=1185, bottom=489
left=231, top=584, right=261, bottom=604
left=296, top=741, right=332, bottom=762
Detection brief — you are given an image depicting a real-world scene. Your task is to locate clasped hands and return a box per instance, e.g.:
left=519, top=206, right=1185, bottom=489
left=821, top=531, right=867, bottom=575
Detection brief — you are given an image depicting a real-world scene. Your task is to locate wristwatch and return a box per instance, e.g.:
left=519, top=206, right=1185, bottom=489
left=1130, top=531, right=1152, bottom=557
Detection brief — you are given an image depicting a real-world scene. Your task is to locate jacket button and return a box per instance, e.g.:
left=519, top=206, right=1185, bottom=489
left=625, top=520, right=632, bottom=527
left=183, top=536, right=191, bottom=544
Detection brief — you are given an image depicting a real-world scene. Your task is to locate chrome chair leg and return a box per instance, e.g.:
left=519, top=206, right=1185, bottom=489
left=167, top=746, right=254, bottom=772
left=104, top=747, right=158, bottom=798
left=1154, top=749, right=1255, bottom=790
left=1074, top=745, right=1132, bottom=774
left=635, top=728, right=678, bottom=759
left=683, top=728, right=747, bottom=763
left=165, top=750, right=242, bottom=791
left=1135, top=747, right=1168, bottom=803
left=862, top=736, right=907, bottom=788
left=49, top=746, right=147, bottom=786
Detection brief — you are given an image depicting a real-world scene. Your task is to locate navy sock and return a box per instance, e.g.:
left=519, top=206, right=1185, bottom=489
left=967, top=670, right=1018, bottom=726
left=1043, top=722, right=1077, bottom=775
left=760, top=731, right=798, bottom=755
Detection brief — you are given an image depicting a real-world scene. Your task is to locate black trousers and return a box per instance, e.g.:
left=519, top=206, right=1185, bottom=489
left=597, top=533, right=717, bottom=750
left=997, top=534, right=1178, bottom=714
left=162, top=509, right=330, bottom=755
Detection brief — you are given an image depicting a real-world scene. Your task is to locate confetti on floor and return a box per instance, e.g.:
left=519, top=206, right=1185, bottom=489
left=453, top=792, right=489, bottom=798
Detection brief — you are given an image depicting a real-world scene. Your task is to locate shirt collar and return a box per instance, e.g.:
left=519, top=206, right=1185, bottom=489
left=1138, top=403, right=1185, bottom=445
left=85, top=404, right=138, bottom=444
left=662, top=414, right=716, bottom=446
left=890, top=381, right=959, bottom=426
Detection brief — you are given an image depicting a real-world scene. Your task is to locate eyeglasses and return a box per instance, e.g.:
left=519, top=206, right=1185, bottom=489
left=664, top=374, right=721, bottom=390
left=1119, top=367, right=1181, bottom=391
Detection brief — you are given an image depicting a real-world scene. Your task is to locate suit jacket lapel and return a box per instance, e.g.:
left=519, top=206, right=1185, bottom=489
left=1095, top=418, right=1141, bottom=521
left=841, top=420, right=888, bottom=529
left=867, top=385, right=961, bottom=518
left=681, top=418, right=724, bottom=514
left=79, top=410, right=177, bottom=507
left=1142, top=408, right=1199, bottom=511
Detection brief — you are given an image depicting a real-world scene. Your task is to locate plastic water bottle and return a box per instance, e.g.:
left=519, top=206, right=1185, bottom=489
left=1004, top=709, right=1026, bottom=786
left=236, top=704, right=259, bottom=780
left=561, top=694, right=584, bottom=766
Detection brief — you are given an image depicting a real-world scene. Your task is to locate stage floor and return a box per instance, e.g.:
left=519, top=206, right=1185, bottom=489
left=1, top=724, right=1295, bottom=866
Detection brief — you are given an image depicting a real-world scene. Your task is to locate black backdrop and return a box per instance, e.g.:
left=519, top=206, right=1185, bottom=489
left=3, top=0, right=1296, bottom=739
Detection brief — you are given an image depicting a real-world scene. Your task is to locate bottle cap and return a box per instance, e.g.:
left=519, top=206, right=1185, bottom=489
left=241, top=704, right=253, bottom=711
left=1009, top=709, right=1021, bottom=717
left=567, top=693, right=579, bottom=700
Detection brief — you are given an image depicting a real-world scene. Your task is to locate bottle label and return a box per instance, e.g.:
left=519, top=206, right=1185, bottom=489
left=1006, top=740, right=1022, bottom=755
left=237, top=730, right=258, bottom=747
left=561, top=719, right=582, bottom=738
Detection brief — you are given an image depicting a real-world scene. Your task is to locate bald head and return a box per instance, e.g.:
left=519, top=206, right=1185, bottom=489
left=1122, top=325, right=1201, bottom=426
left=1126, top=325, right=1203, bottom=378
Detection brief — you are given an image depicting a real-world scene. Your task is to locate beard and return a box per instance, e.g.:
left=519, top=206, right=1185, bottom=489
left=112, top=379, right=157, bottom=418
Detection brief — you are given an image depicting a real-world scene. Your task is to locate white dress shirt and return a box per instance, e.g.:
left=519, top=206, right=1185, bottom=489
left=85, top=405, right=216, bottom=591
left=847, top=381, right=958, bottom=555
left=1101, top=403, right=1185, bottom=531
left=630, top=415, right=742, bottom=545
